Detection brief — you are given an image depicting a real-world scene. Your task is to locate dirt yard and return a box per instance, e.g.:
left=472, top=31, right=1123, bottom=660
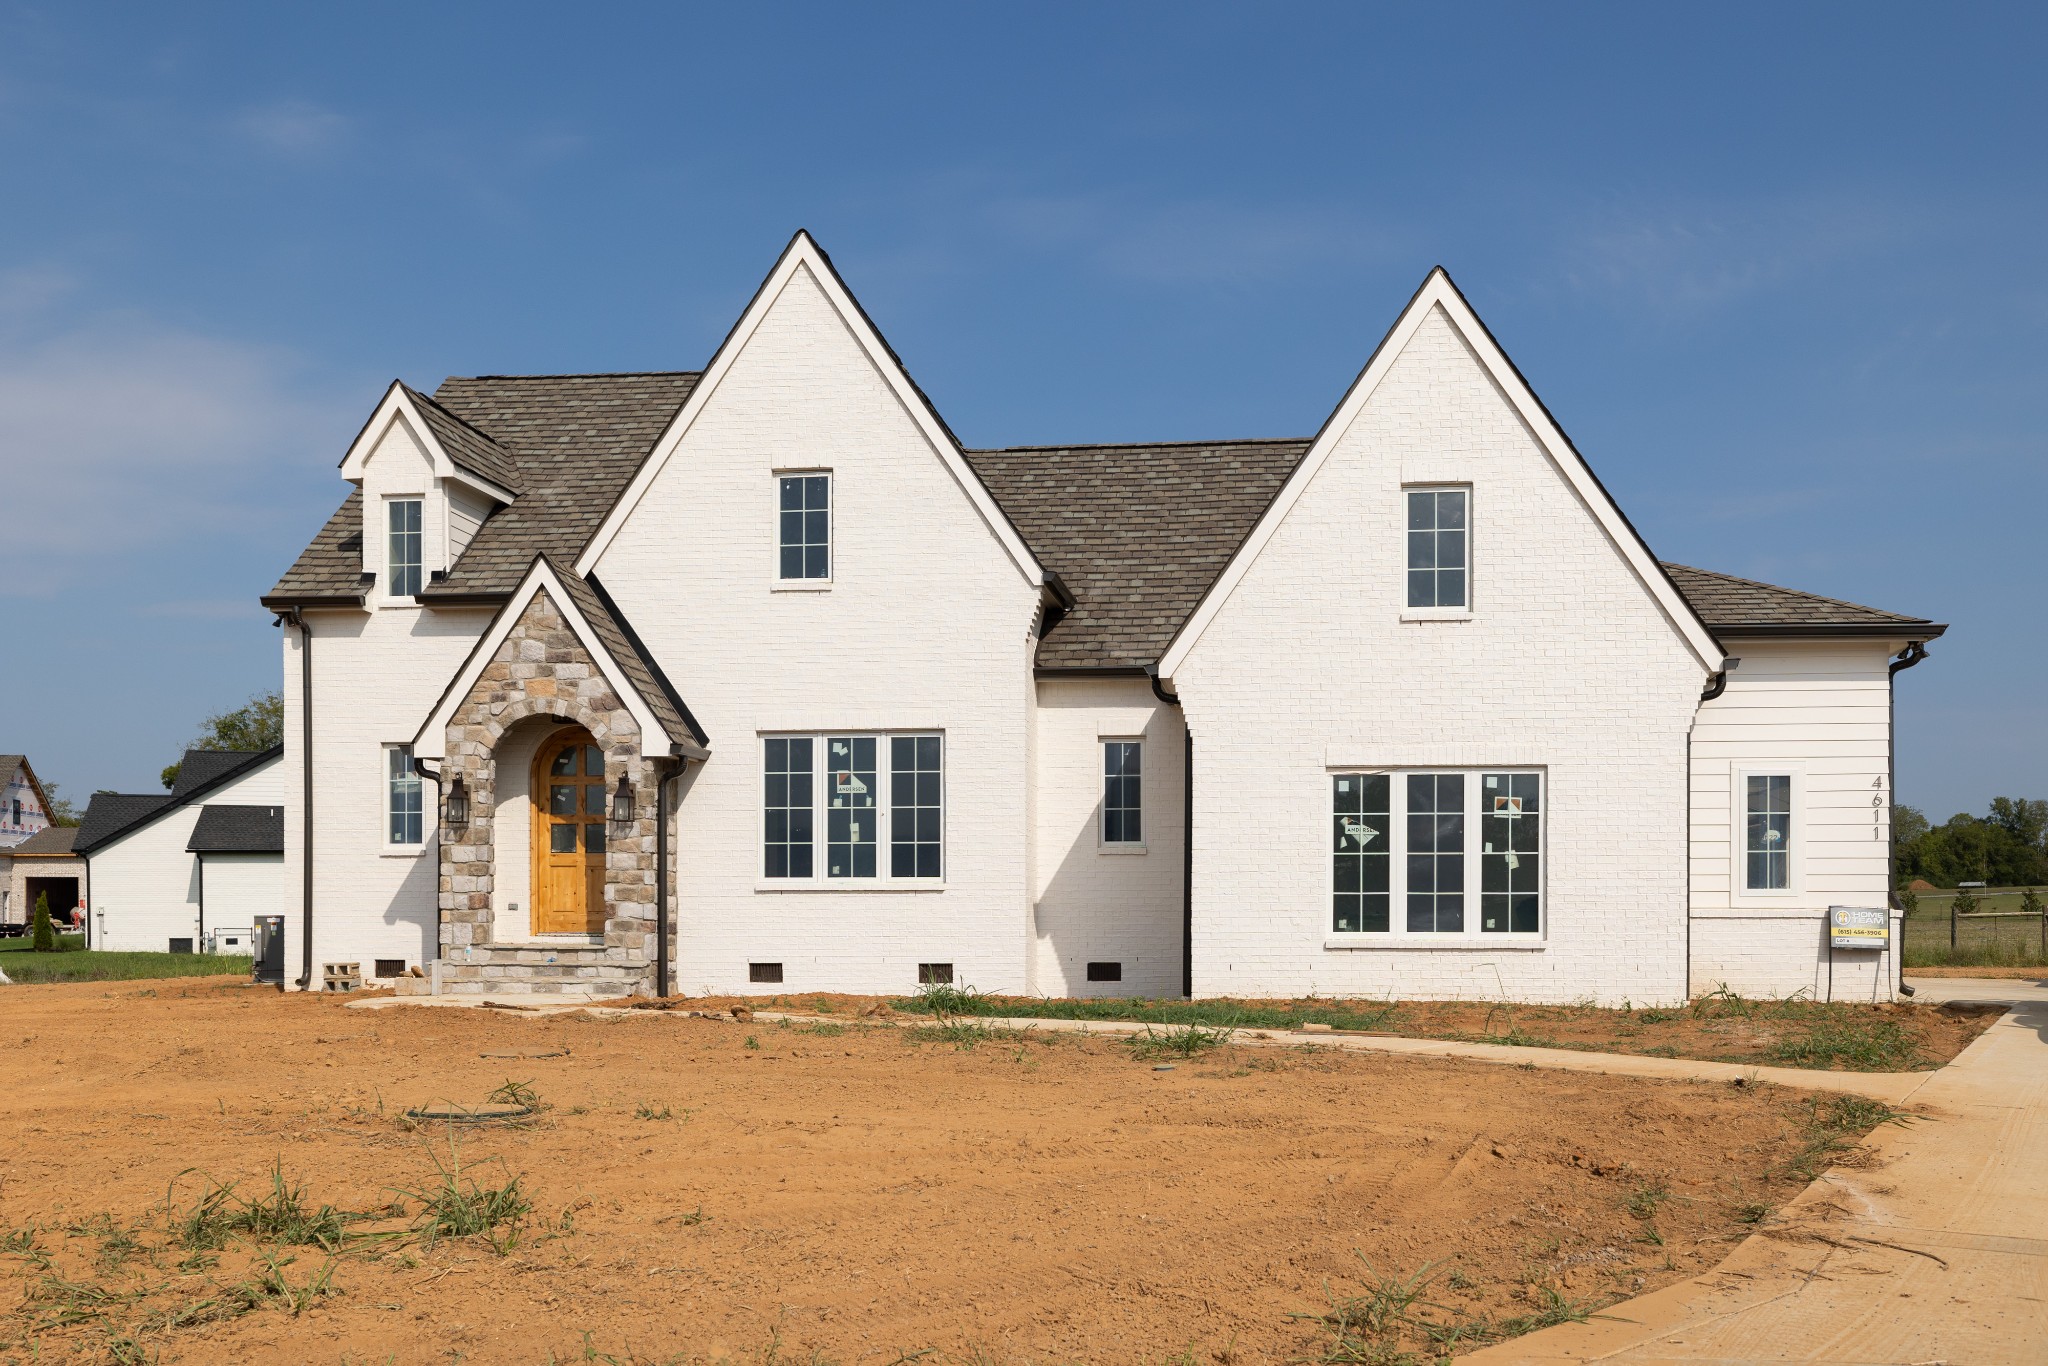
left=0, top=980, right=1908, bottom=1365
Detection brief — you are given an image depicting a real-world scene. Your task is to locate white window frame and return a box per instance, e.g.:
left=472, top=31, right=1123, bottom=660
left=757, top=731, right=944, bottom=890
left=1100, top=738, right=1145, bottom=852
left=1732, top=766, right=1802, bottom=899
left=772, top=470, right=833, bottom=590
left=382, top=495, right=426, bottom=605
left=1401, top=484, right=1473, bottom=621
left=1326, top=767, right=1546, bottom=947
left=382, top=743, right=429, bottom=854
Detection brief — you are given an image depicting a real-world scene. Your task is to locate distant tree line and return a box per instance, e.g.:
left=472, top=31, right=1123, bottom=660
left=1894, top=797, right=2048, bottom=888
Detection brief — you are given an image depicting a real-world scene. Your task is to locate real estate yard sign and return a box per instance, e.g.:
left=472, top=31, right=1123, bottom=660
left=1829, top=905, right=1889, bottom=950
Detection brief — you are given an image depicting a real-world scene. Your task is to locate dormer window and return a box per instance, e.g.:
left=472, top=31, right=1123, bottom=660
left=778, top=473, right=830, bottom=581
left=387, top=498, right=423, bottom=597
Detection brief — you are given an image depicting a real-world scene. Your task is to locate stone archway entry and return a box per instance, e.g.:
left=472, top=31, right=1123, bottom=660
left=531, top=727, right=608, bottom=935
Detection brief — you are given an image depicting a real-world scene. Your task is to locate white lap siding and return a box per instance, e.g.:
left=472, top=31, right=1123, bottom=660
left=1172, top=306, right=1704, bottom=1006
left=91, top=760, right=283, bottom=953
left=1030, top=677, right=1186, bottom=998
left=194, top=854, right=282, bottom=950
left=1688, top=640, right=1903, bottom=1001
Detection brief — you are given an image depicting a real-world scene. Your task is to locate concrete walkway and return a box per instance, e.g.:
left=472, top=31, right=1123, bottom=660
left=1466, top=991, right=2048, bottom=1363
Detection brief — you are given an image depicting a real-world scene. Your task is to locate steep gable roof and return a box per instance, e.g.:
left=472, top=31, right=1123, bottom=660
left=74, top=793, right=174, bottom=853
left=187, top=804, right=284, bottom=854
left=403, top=385, right=524, bottom=495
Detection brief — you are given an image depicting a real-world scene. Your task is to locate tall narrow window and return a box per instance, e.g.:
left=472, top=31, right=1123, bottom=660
left=763, top=738, right=815, bottom=878
left=1481, top=772, right=1542, bottom=933
left=778, top=474, right=830, bottom=580
left=1405, top=773, right=1464, bottom=932
left=1103, top=741, right=1142, bottom=844
left=1746, top=774, right=1791, bottom=890
left=1406, top=489, right=1467, bottom=608
left=388, top=498, right=423, bottom=597
left=890, top=735, right=943, bottom=878
left=387, top=745, right=422, bottom=845
left=825, top=736, right=877, bottom=878
left=1332, top=773, right=1391, bottom=932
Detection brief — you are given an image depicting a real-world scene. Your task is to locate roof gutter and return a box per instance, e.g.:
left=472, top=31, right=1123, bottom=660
left=1887, top=638, right=1933, bottom=1000
left=1709, top=622, right=1948, bottom=641
left=1146, top=665, right=1192, bottom=998
left=274, top=607, right=315, bottom=992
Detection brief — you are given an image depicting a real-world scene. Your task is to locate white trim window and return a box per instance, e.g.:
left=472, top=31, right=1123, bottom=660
left=387, top=744, right=424, bottom=846
left=778, top=473, right=830, bottom=581
left=1405, top=488, right=1468, bottom=608
left=1103, top=741, right=1142, bottom=845
left=763, top=732, right=942, bottom=883
left=1332, top=769, right=1543, bottom=937
left=387, top=498, right=424, bottom=598
left=1744, top=774, right=1792, bottom=891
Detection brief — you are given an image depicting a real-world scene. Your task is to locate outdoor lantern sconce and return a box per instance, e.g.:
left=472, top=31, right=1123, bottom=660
left=610, top=775, right=634, bottom=826
left=445, top=776, right=470, bottom=827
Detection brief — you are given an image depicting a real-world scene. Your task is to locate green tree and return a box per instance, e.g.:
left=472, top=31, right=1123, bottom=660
left=1893, top=803, right=1931, bottom=847
left=1951, top=884, right=1981, bottom=916
left=161, top=691, right=284, bottom=789
left=2023, top=888, right=2045, bottom=917
left=1987, top=797, right=2048, bottom=850
left=40, top=782, right=82, bottom=828
left=30, top=892, right=56, bottom=952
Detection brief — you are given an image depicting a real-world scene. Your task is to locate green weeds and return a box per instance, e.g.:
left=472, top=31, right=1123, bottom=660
left=1291, top=1253, right=1608, bottom=1363
left=1123, top=1022, right=1235, bottom=1061
left=1783, top=1094, right=1913, bottom=1181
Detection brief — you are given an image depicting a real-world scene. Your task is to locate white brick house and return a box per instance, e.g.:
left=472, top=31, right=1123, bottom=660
left=262, top=233, right=1943, bottom=1004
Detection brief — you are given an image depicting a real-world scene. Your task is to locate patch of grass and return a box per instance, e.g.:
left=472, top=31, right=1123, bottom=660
left=486, top=1079, right=542, bottom=1111
left=744, top=1035, right=761, bottom=1050
left=394, top=1145, right=531, bottom=1253
left=1783, top=1094, right=1912, bottom=1181
left=1292, top=1256, right=1452, bottom=1364
left=241, top=1249, right=339, bottom=1317
left=892, top=991, right=1403, bottom=1035
left=1488, top=1282, right=1604, bottom=1339
left=1766, top=1013, right=1922, bottom=1071
left=634, top=1102, right=674, bottom=1121
left=228, top=1161, right=353, bottom=1251
left=905, top=1019, right=1022, bottom=1050
left=1731, top=1201, right=1773, bottom=1225
left=1623, top=1183, right=1669, bottom=1222
left=0, top=936, right=252, bottom=983
left=1123, top=1022, right=1234, bottom=1061
left=798, top=1021, right=846, bottom=1037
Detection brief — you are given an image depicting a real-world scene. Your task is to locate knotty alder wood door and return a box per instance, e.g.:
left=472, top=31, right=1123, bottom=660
left=531, top=728, right=608, bottom=935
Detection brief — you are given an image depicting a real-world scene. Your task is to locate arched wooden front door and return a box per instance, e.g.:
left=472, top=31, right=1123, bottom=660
left=531, top=728, right=608, bottom=935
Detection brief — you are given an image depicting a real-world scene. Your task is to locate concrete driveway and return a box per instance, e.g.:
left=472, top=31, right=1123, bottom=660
left=1466, top=983, right=2048, bottom=1363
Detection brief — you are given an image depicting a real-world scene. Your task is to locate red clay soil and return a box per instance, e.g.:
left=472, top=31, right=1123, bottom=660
left=0, top=979, right=1892, bottom=1364
left=1903, top=965, right=2048, bottom=979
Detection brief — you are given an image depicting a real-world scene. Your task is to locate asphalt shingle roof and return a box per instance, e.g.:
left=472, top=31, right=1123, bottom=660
left=187, top=805, right=284, bottom=854
left=10, top=826, right=78, bottom=856
left=404, top=386, right=524, bottom=495
left=170, top=750, right=271, bottom=801
left=267, top=370, right=1940, bottom=663
left=1659, top=563, right=1934, bottom=630
left=75, top=794, right=174, bottom=853
left=553, top=558, right=708, bottom=750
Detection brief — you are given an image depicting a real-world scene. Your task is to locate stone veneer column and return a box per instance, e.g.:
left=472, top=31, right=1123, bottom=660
left=434, top=589, right=664, bottom=996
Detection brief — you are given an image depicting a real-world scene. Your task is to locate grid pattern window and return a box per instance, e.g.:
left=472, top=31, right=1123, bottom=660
left=1480, top=772, right=1542, bottom=933
left=1405, top=489, right=1468, bottom=608
left=1745, top=774, right=1792, bottom=890
left=778, top=474, right=830, bottom=580
left=1330, top=769, right=1545, bottom=937
left=825, top=736, right=877, bottom=878
left=1332, top=773, right=1391, bottom=932
left=761, top=733, right=942, bottom=882
left=1103, top=741, right=1142, bottom=844
left=891, top=736, right=944, bottom=878
left=387, top=745, right=423, bottom=846
left=763, top=738, right=815, bottom=878
left=1406, top=773, right=1465, bottom=932
left=387, top=498, right=423, bottom=597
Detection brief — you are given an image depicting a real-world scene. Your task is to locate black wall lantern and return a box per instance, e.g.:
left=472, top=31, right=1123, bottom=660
left=609, top=774, right=634, bottom=826
left=445, top=776, right=470, bottom=827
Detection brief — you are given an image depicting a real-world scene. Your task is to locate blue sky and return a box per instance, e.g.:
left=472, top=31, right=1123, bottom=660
left=1, top=2, right=2040, bottom=818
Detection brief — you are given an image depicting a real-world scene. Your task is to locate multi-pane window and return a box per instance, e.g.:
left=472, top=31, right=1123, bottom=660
left=825, top=736, right=877, bottom=878
left=891, top=736, right=944, bottom=878
left=1480, top=772, right=1542, bottom=933
left=387, top=745, right=423, bottom=845
left=778, top=474, right=830, bottom=580
left=1332, top=770, right=1543, bottom=936
left=763, top=738, right=815, bottom=878
left=1745, top=774, right=1792, bottom=891
left=388, top=498, right=423, bottom=597
left=1103, top=741, right=1142, bottom=844
left=1406, top=488, right=1468, bottom=608
left=1406, top=773, right=1465, bottom=932
left=1332, top=773, right=1391, bottom=932
left=763, top=733, right=941, bottom=881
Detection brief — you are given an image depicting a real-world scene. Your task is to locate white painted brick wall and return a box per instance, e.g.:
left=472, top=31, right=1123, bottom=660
left=590, top=263, right=1043, bottom=997
left=1030, top=677, right=1185, bottom=997
left=1173, top=306, right=1703, bottom=1006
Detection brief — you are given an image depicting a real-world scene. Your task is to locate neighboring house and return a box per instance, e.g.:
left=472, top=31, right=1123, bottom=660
left=76, top=748, right=285, bottom=954
left=0, top=754, right=54, bottom=849
left=260, top=233, right=1943, bottom=1003
left=1, top=825, right=86, bottom=931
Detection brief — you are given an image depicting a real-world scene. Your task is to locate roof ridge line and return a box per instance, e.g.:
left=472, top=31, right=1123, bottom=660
left=968, top=437, right=1315, bottom=454
left=403, top=384, right=514, bottom=451
left=444, top=370, right=706, bottom=381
